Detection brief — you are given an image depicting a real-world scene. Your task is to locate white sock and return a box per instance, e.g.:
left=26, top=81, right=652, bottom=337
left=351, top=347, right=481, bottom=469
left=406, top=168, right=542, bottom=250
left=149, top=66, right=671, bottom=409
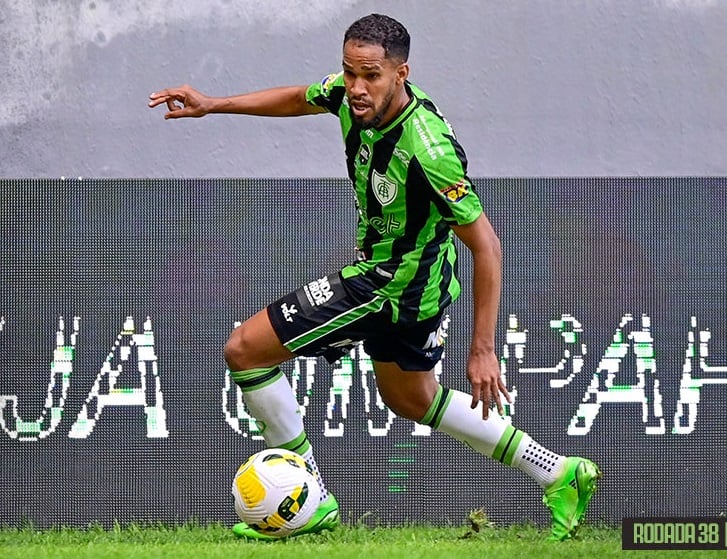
left=231, top=366, right=328, bottom=500
left=299, top=447, right=328, bottom=501
left=237, top=372, right=304, bottom=446
left=423, top=386, right=566, bottom=488
left=509, top=433, right=566, bottom=488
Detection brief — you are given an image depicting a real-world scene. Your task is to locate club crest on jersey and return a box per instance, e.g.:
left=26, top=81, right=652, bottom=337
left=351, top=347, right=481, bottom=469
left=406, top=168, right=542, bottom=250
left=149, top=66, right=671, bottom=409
left=372, top=170, right=398, bottom=206
left=440, top=180, right=469, bottom=203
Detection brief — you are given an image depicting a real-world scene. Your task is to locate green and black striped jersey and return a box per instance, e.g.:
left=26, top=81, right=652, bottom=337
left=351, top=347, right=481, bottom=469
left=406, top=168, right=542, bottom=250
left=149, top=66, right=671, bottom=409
left=306, top=72, right=483, bottom=324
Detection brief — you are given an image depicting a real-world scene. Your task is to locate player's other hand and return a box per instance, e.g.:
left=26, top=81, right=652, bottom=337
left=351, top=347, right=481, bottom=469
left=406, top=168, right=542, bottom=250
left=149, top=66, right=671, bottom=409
left=148, top=85, right=210, bottom=119
left=467, top=349, right=512, bottom=420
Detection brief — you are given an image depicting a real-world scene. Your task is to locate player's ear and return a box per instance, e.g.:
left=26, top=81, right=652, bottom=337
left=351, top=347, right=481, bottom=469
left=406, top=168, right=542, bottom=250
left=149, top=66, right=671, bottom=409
left=396, top=62, right=410, bottom=84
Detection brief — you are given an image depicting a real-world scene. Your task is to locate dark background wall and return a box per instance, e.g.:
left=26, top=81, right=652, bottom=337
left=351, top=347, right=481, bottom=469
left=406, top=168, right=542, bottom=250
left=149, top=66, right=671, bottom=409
left=1, top=178, right=724, bottom=528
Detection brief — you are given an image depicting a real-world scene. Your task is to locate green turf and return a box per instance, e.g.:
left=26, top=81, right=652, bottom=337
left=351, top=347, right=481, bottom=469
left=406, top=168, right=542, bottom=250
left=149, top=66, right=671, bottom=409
left=0, top=521, right=724, bottom=559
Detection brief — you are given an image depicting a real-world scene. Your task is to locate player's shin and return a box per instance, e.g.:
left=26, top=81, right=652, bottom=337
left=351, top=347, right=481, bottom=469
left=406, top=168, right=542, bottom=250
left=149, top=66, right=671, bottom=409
left=230, top=366, right=328, bottom=499
left=420, top=386, right=566, bottom=487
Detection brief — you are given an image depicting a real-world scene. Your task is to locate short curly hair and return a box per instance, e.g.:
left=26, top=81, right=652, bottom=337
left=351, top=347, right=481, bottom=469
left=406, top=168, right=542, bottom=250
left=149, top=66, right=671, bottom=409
left=344, top=13, right=410, bottom=62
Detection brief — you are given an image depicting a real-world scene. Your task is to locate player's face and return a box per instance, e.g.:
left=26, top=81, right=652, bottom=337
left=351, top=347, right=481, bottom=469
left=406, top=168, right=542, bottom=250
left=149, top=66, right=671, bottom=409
left=342, top=40, right=409, bottom=129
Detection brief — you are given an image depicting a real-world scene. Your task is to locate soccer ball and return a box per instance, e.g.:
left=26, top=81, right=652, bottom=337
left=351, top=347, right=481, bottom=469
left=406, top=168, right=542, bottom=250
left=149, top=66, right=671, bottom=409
left=231, top=448, right=321, bottom=537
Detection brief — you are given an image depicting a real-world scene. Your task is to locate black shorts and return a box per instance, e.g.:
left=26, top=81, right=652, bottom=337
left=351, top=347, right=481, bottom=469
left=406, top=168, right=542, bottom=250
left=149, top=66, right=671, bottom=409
left=267, top=272, right=448, bottom=371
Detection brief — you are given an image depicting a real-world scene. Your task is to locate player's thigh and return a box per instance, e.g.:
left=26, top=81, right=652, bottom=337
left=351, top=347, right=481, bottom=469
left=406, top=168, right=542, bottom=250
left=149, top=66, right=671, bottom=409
left=373, top=361, right=439, bottom=421
left=225, top=308, right=295, bottom=370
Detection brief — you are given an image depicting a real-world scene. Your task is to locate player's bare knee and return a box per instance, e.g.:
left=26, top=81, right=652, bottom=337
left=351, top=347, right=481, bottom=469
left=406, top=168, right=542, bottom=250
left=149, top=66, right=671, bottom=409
left=223, top=325, right=253, bottom=371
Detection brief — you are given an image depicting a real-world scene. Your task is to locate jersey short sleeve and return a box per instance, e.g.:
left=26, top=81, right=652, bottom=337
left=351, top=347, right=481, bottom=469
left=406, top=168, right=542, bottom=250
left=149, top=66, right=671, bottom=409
left=402, top=88, right=483, bottom=226
left=423, top=155, right=482, bottom=225
left=415, top=135, right=483, bottom=226
left=305, top=72, right=346, bottom=114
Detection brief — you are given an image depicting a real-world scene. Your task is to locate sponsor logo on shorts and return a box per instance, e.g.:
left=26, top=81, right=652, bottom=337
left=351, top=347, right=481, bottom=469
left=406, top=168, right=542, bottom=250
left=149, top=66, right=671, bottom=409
left=440, top=180, right=469, bottom=203
left=303, top=277, right=335, bottom=307
left=281, top=302, right=298, bottom=323
left=423, top=315, right=450, bottom=350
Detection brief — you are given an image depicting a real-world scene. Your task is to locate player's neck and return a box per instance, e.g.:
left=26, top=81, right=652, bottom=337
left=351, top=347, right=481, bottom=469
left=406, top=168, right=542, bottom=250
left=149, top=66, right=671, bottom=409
left=377, top=86, right=412, bottom=130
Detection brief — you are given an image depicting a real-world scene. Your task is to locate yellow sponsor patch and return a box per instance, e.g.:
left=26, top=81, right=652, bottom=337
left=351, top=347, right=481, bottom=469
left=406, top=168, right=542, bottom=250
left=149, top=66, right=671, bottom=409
left=440, top=180, right=469, bottom=203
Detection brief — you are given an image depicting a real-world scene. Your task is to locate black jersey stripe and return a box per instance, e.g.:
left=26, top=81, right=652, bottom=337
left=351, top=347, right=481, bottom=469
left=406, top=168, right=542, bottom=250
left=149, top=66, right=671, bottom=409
left=360, top=124, right=404, bottom=256
left=310, top=87, right=347, bottom=115
left=395, top=157, right=450, bottom=316
left=371, top=123, right=401, bottom=176
left=444, top=133, right=470, bottom=174
left=437, top=239, right=456, bottom=310
left=344, top=121, right=362, bottom=183
left=419, top=97, right=471, bottom=179
left=400, top=97, right=466, bottom=314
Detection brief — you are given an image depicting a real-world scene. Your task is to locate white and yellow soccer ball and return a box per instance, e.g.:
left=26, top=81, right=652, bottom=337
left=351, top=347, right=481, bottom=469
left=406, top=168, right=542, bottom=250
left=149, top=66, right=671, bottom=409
left=231, top=448, right=321, bottom=538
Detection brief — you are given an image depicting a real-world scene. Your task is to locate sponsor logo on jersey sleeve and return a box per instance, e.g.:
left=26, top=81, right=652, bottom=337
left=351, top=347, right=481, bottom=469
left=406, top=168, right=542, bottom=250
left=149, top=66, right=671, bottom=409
left=440, top=180, right=470, bottom=203
left=413, top=116, right=446, bottom=160
left=320, top=72, right=341, bottom=95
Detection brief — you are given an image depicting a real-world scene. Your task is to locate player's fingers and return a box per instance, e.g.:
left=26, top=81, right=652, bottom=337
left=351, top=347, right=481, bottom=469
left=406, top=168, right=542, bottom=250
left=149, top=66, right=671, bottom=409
left=148, top=95, right=170, bottom=108
left=148, top=89, right=176, bottom=106
left=491, top=385, right=503, bottom=417
left=163, top=97, right=194, bottom=119
left=500, top=379, right=513, bottom=404
left=165, top=98, right=183, bottom=112
left=481, top=384, right=492, bottom=420
left=470, top=385, right=480, bottom=409
left=164, top=108, right=188, bottom=119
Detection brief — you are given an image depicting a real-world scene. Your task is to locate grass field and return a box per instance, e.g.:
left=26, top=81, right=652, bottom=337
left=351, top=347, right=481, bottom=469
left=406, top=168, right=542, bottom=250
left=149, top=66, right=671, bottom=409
left=1, top=520, right=725, bottom=559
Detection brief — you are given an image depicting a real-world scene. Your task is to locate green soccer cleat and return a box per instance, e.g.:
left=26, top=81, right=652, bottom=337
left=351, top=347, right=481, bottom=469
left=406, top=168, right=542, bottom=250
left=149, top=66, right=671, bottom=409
left=232, top=493, right=340, bottom=541
left=543, top=457, right=602, bottom=541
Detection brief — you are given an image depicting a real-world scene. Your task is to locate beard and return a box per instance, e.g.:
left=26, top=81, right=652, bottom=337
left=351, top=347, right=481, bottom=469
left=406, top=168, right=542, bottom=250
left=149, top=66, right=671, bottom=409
left=349, top=87, right=396, bottom=129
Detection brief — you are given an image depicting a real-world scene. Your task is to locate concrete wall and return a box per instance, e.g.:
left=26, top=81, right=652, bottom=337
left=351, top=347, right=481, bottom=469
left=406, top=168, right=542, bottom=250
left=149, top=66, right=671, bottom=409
left=1, top=0, right=725, bottom=178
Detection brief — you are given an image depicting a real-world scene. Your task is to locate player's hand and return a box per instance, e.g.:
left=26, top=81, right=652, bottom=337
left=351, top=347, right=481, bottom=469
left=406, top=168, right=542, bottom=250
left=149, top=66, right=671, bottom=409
left=148, top=85, right=211, bottom=119
left=467, top=349, right=511, bottom=420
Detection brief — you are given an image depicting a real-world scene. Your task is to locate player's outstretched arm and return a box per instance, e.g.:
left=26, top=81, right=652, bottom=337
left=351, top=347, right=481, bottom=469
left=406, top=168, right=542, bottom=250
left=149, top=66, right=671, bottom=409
left=148, top=84, right=327, bottom=120
left=451, top=213, right=512, bottom=420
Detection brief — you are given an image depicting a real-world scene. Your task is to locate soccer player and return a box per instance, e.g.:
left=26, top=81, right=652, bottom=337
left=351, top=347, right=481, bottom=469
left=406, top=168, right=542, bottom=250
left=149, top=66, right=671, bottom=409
left=149, top=13, right=601, bottom=541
